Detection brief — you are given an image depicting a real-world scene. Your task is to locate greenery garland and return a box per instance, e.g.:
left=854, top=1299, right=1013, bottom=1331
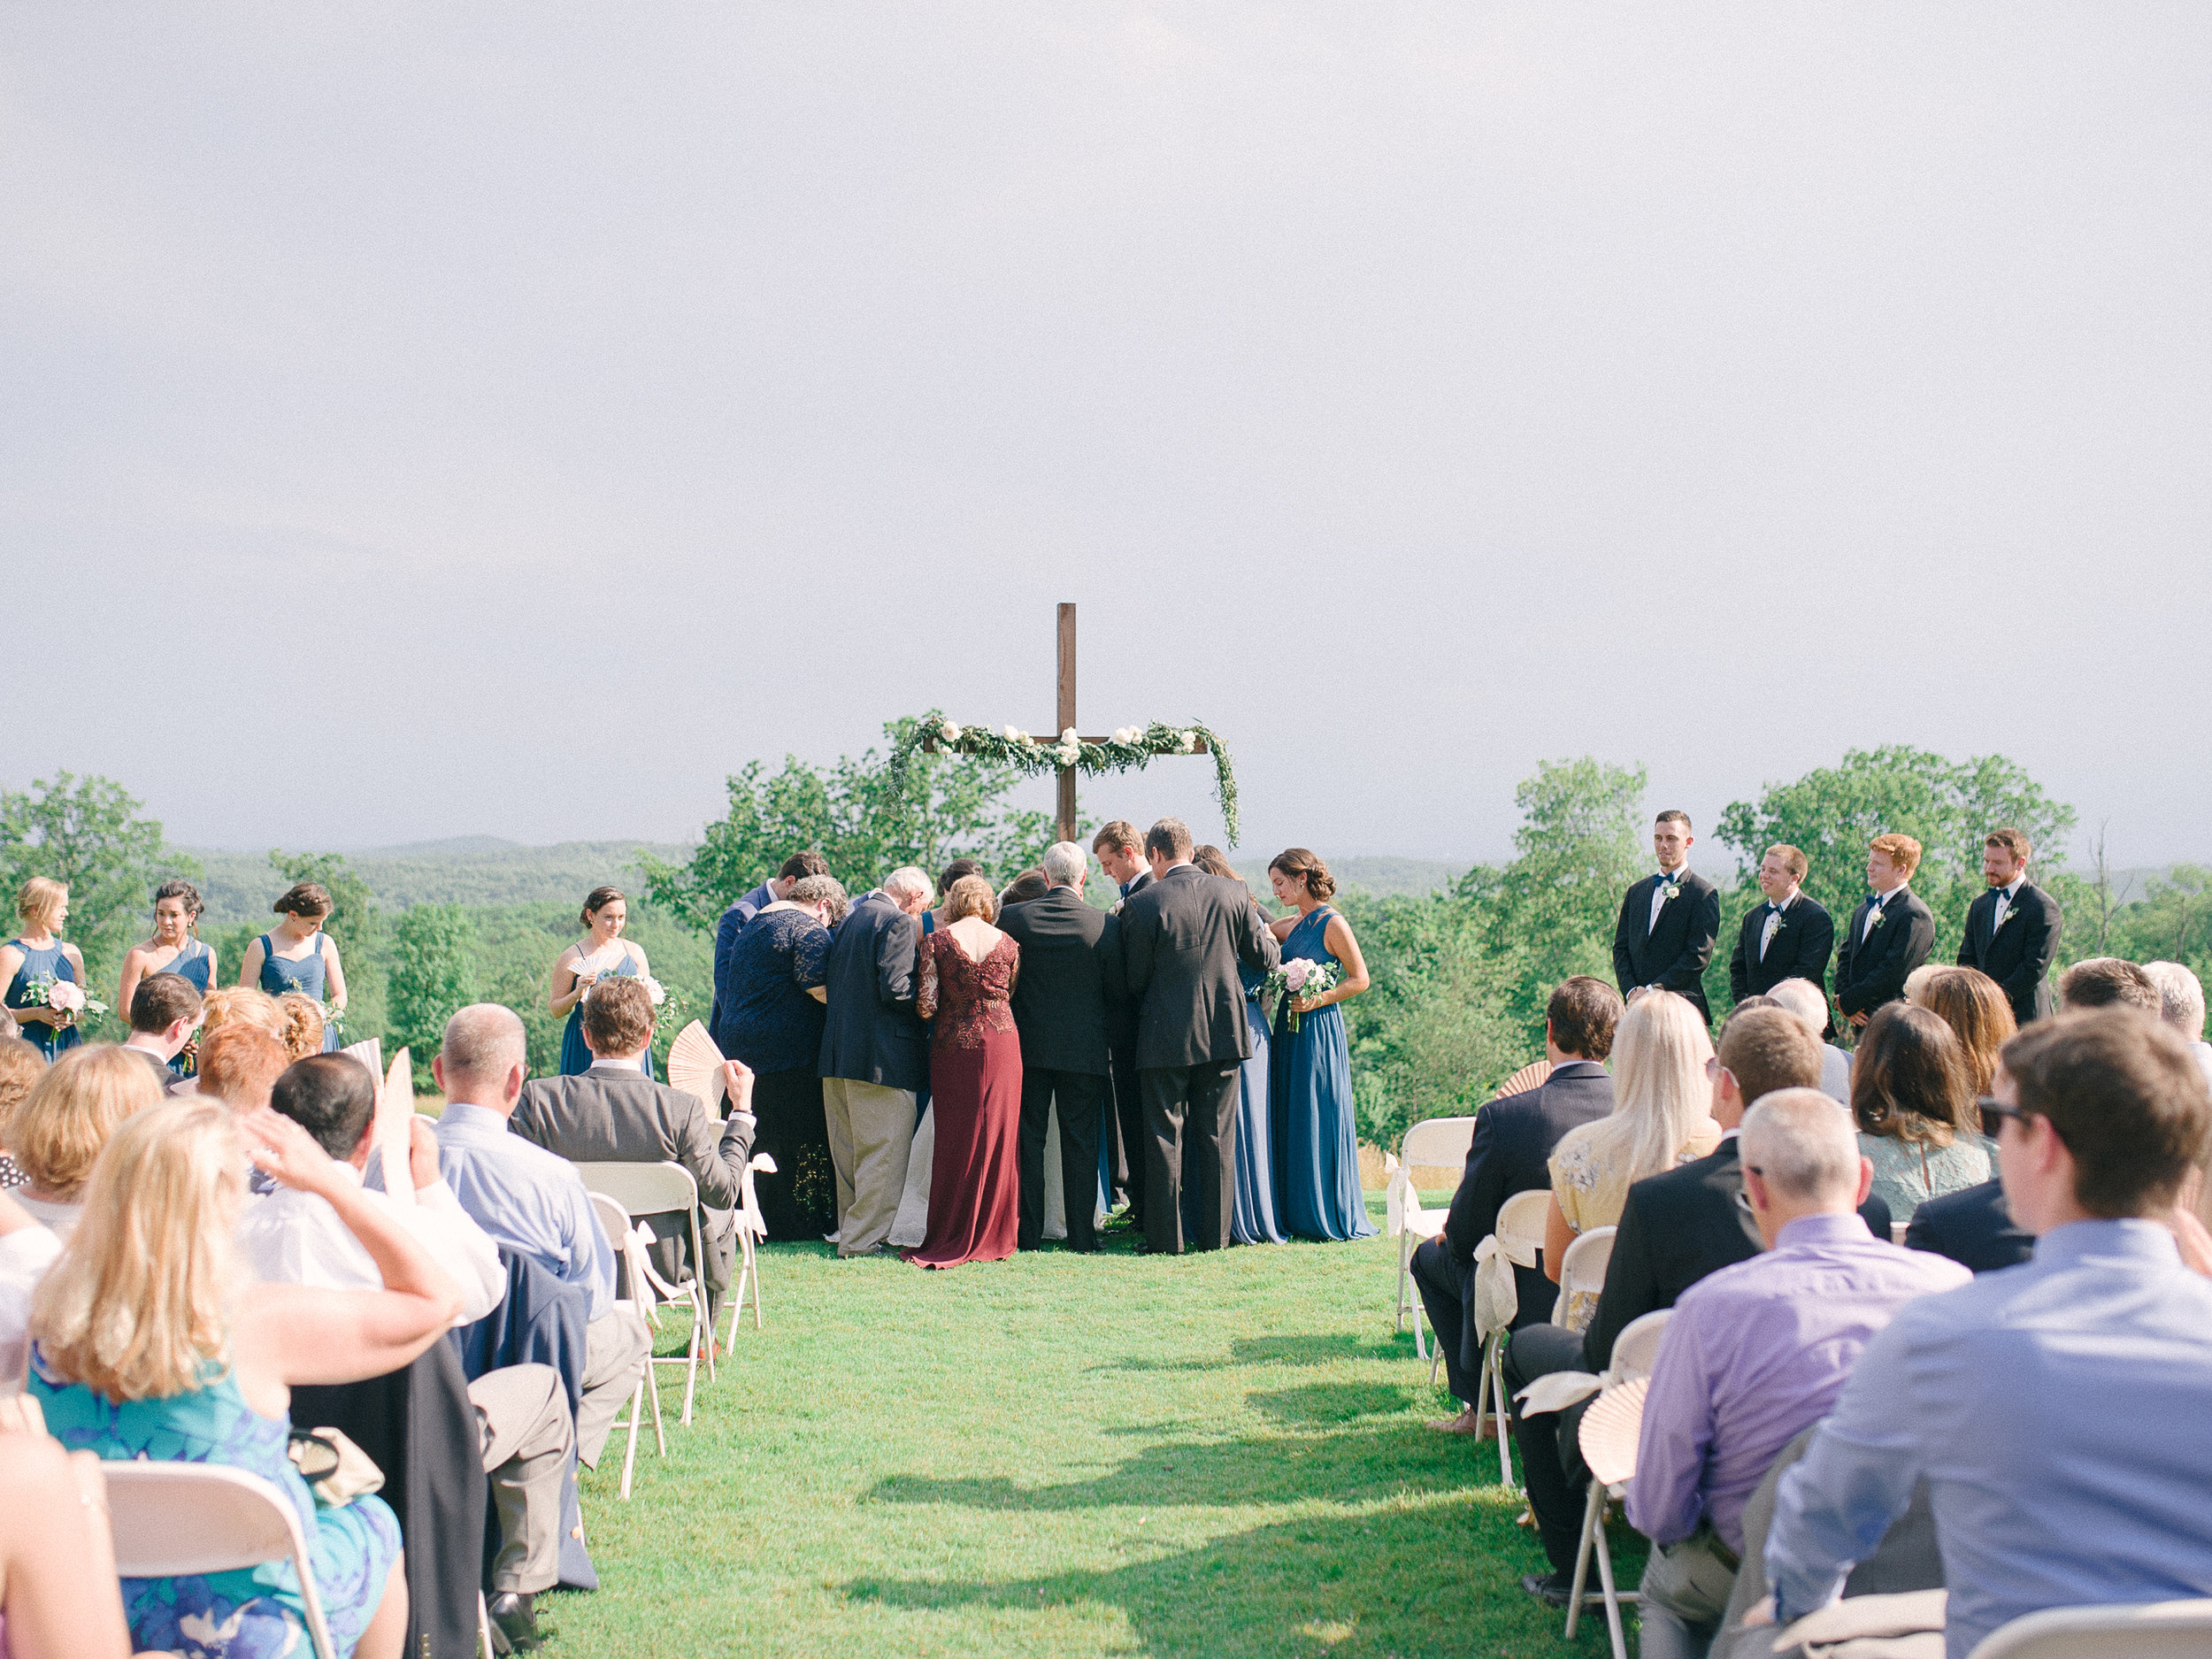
left=887, top=712, right=1241, bottom=846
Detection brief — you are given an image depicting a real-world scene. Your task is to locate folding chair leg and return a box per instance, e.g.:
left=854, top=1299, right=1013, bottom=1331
left=479, top=1593, right=497, bottom=1657
left=618, top=1378, right=643, bottom=1501
left=1396, top=1235, right=1411, bottom=1333
left=1592, top=1502, right=1630, bottom=1659
left=1483, top=1333, right=1516, bottom=1491
left=1563, top=1479, right=1603, bottom=1638
left=749, top=1251, right=764, bottom=1328
left=644, top=1352, right=668, bottom=1455
left=679, top=1293, right=702, bottom=1426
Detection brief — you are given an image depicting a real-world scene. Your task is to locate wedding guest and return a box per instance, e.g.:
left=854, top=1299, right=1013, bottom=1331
left=0, top=1036, right=44, bottom=1190
left=2142, top=960, right=2212, bottom=1082
left=1918, top=966, right=2016, bottom=1094
left=908, top=875, right=1022, bottom=1268
left=1956, top=827, right=2062, bottom=1026
left=1728, top=845, right=1834, bottom=1010
left=711, top=851, right=831, bottom=1053
left=1, top=879, right=86, bottom=1063
left=1092, top=822, right=1149, bottom=902
left=1901, top=964, right=1946, bottom=1005
left=1266, top=848, right=1375, bottom=1242
left=1902, top=1171, right=2034, bottom=1273
left=1833, top=835, right=1935, bottom=1033
left=514, top=975, right=757, bottom=1307
left=1629, top=1091, right=1968, bottom=1657
left=1413, top=976, right=1619, bottom=1435
left=0, top=1187, right=60, bottom=1391
left=816, top=867, right=930, bottom=1258
left=2058, top=954, right=2159, bottom=1012
left=1765, top=978, right=1853, bottom=1103
left=1851, top=1002, right=1991, bottom=1224
left=0, top=1428, right=141, bottom=1658
left=1613, top=812, right=1723, bottom=1025
left=933, top=859, right=987, bottom=927
left=116, top=879, right=216, bottom=1041
left=998, top=869, right=1049, bottom=910
left=1093, top=820, right=1150, bottom=1222
left=198, top=983, right=288, bottom=1044
left=240, top=880, right=347, bottom=1052
left=1761, top=1010, right=2212, bottom=1655
left=119, top=970, right=200, bottom=1086
left=549, top=887, right=655, bottom=1079
left=721, top=873, right=841, bottom=1240
left=887, top=863, right=982, bottom=1249
left=275, top=989, right=327, bottom=1063
left=31, top=1099, right=459, bottom=1659
left=6, top=1045, right=165, bottom=1240
left=195, top=1021, right=290, bottom=1114
left=998, top=843, right=1122, bottom=1252
left=1194, top=846, right=1284, bottom=1245
left=428, top=1005, right=651, bottom=1472
left=1543, top=989, right=1722, bottom=1328
left=1121, top=819, right=1281, bottom=1255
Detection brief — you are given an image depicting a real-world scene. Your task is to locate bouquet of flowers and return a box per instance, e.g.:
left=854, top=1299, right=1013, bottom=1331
left=580, top=973, right=669, bottom=1008
left=1265, top=957, right=1339, bottom=1033
left=316, top=999, right=345, bottom=1037
left=20, top=975, right=107, bottom=1027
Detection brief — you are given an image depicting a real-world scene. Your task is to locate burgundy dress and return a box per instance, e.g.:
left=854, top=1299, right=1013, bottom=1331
left=908, top=930, right=1023, bottom=1268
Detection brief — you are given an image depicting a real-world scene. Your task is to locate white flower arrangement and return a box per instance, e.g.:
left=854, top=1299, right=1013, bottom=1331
left=21, top=975, right=107, bottom=1025
left=1657, top=879, right=1681, bottom=902
left=1265, top=956, right=1340, bottom=1033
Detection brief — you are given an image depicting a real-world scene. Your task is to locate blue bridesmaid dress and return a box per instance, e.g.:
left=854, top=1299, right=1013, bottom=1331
left=1178, top=963, right=1287, bottom=1245
left=166, top=938, right=213, bottom=995
left=560, top=947, right=655, bottom=1078
left=1270, top=906, right=1375, bottom=1242
left=257, top=932, right=343, bottom=1052
left=4, top=938, right=84, bottom=1063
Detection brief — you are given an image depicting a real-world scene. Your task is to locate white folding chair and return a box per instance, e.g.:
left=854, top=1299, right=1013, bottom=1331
left=588, top=1190, right=665, bottom=1502
left=1551, top=1224, right=1617, bottom=1332
left=104, top=1462, right=340, bottom=1659
left=722, top=1151, right=775, bottom=1344
left=1604, top=1307, right=1671, bottom=1383
left=1559, top=1308, right=1671, bottom=1659
left=577, top=1159, right=713, bottom=1394
left=1386, top=1115, right=1477, bottom=1354
left=1968, top=1600, right=2212, bottom=1659
left=1470, top=1187, right=1553, bottom=1492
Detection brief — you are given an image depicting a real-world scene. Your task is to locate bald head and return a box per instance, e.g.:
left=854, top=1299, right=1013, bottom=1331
left=440, top=1002, right=528, bottom=1107
left=1741, top=1088, right=1863, bottom=1208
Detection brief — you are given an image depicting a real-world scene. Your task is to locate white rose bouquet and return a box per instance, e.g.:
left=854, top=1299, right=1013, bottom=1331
left=21, top=975, right=107, bottom=1027
left=1265, top=957, right=1340, bottom=1033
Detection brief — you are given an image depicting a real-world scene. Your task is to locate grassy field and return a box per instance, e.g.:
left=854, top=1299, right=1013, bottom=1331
left=544, top=1199, right=1636, bottom=1659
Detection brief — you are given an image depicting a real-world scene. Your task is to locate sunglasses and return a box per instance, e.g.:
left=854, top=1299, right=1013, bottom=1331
left=1977, top=1095, right=2067, bottom=1147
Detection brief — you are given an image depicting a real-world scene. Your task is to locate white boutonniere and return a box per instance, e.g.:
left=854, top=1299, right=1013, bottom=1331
left=1770, top=917, right=1788, bottom=937
left=1657, top=880, right=1681, bottom=902
left=1994, top=907, right=2016, bottom=931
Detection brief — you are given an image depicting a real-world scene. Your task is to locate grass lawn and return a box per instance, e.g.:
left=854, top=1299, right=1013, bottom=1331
left=543, top=1196, right=1640, bottom=1658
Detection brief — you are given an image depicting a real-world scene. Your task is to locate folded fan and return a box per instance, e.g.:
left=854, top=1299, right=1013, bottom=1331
left=667, top=1020, right=727, bottom=1115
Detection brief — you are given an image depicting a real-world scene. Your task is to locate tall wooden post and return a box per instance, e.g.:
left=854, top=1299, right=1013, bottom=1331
left=1056, top=602, right=1078, bottom=843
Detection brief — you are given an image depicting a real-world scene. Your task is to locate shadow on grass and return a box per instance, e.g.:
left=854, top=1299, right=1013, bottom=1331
left=1109, top=1332, right=1407, bottom=1374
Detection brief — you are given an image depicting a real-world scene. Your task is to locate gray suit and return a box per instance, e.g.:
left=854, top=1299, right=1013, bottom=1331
left=511, top=1063, right=755, bottom=1311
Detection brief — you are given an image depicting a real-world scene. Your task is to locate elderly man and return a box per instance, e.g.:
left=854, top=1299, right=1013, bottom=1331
left=817, top=866, right=932, bottom=1257
left=1765, top=978, right=1853, bottom=1104
left=2143, top=960, right=2212, bottom=1082
left=1628, top=1090, right=1967, bottom=1657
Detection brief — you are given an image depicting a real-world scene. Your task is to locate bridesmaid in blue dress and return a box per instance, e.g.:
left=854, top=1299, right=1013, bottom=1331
left=550, top=886, right=656, bottom=1078
left=1266, top=849, right=1377, bottom=1242
left=240, top=881, right=347, bottom=1053
left=119, top=880, right=217, bottom=1074
left=2, top=878, right=88, bottom=1062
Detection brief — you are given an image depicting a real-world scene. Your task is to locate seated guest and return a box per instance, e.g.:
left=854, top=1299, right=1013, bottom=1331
left=816, top=868, right=931, bottom=1259
left=1412, top=975, right=1621, bottom=1435
left=5, top=1045, right=164, bottom=1240
left=2142, top=960, right=2212, bottom=1083
left=2058, top=954, right=2159, bottom=1012
left=1763, top=1009, right=2212, bottom=1655
left=428, top=1004, right=650, bottom=1475
left=1901, top=964, right=1946, bottom=1006
left=0, top=1187, right=59, bottom=1392
left=1916, top=967, right=2016, bottom=1096
left=196, top=983, right=288, bottom=1044
left=710, top=851, right=831, bottom=1055
left=1544, top=989, right=1722, bottom=1328
left=0, top=1430, right=140, bottom=1658
left=0, top=1035, right=45, bottom=1190
left=1628, top=1090, right=1968, bottom=1658
left=194, top=1021, right=291, bottom=1114
left=276, top=989, right=328, bottom=1062
left=118, top=968, right=200, bottom=1087
left=513, top=975, right=758, bottom=1305
left=1901, top=1167, right=2034, bottom=1273
left=1765, top=979, right=1851, bottom=1104
left=1851, top=1002, right=1991, bottom=1223
left=31, top=1099, right=464, bottom=1659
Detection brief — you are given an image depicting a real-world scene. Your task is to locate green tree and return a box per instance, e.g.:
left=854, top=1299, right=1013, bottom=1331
left=387, top=903, right=480, bottom=1076
left=1486, top=757, right=1648, bottom=1025
left=267, top=850, right=389, bottom=1042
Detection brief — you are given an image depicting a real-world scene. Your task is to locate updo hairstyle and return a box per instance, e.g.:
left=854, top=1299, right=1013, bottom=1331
left=154, top=878, right=204, bottom=920
left=1268, top=848, right=1336, bottom=902
left=580, top=886, right=626, bottom=928
left=273, top=881, right=334, bottom=921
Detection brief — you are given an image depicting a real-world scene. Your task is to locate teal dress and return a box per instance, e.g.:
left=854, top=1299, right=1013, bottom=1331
left=560, top=945, right=655, bottom=1078
left=4, top=937, right=82, bottom=1062
left=31, top=1347, right=402, bottom=1657
left=164, top=940, right=215, bottom=1078
left=257, top=932, right=342, bottom=1053
left=1269, top=906, right=1375, bottom=1242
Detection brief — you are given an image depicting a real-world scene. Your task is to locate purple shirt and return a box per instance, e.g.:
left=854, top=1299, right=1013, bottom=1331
left=1626, top=1210, right=1970, bottom=1552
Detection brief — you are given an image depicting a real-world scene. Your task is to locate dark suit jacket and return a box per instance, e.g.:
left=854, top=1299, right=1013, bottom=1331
left=1442, top=1061, right=1614, bottom=1328
left=1613, top=870, right=1723, bottom=1020
left=1583, top=1135, right=1894, bottom=1373
left=1120, top=864, right=1281, bottom=1070
left=816, top=893, right=926, bottom=1090
left=998, top=886, right=1122, bottom=1075
left=1902, top=1176, right=2034, bottom=1273
left=1834, top=887, right=1937, bottom=1018
left=1957, top=881, right=2062, bottom=1026
left=1729, top=894, right=1836, bottom=1004
left=710, top=880, right=776, bottom=1049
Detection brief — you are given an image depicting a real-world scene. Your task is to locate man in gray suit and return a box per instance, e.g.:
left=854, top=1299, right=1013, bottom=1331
left=818, top=866, right=932, bottom=1257
left=511, top=977, right=757, bottom=1320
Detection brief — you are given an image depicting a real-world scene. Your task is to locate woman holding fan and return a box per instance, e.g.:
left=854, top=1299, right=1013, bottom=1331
left=549, top=886, right=656, bottom=1079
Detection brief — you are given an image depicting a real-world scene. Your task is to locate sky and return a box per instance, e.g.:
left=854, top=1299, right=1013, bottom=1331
left=6, top=4, right=2209, bottom=876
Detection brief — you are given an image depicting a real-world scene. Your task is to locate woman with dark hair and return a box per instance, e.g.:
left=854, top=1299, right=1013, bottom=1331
left=723, top=873, right=843, bottom=1240
left=1190, top=847, right=1285, bottom=1245
left=1265, top=849, right=1376, bottom=1241
left=1851, top=1000, right=1993, bottom=1222
left=997, top=870, right=1049, bottom=911
left=117, top=879, right=215, bottom=1040
left=549, top=886, right=655, bottom=1079
left=238, top=881, right=347, bottom=1053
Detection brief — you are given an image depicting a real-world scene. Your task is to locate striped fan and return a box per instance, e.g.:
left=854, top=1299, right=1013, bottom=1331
left=376, top=1047, right=417, bottom=1204
left=1578, top=1376, right=1648, bottom=1488
left=341, top=1038, right=384, bottom=1086
left=1494, top=1058, right=1554, bottom=1100
left=666, top=1020, right=727, bottom=1115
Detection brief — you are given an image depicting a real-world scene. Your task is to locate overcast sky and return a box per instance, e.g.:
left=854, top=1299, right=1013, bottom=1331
left=6, top=4, right=2208, bottom=875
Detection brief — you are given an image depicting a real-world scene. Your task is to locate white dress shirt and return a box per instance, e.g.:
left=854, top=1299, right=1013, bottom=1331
left=1759, top=892, right=1798, bottom=960
left=0, top=1225, right=62, bottom=1396
left=1863, top=884, right=1909, bottom=941
left=236, top=1160, right=506, bottom=1325
left=1649, top=868, right=1686, bottom=934
left=1989, top=877, right=2024, bottom=934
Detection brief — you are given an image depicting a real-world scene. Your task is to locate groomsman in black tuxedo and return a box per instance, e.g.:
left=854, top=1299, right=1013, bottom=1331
left=1956, top=826, right=2063, bottom=1026
left=1728, top=843, right=1836, bottom=1010
left=1612, top=810, right=1723, bottom=1023
left=1833, top=833, right=1937, bottom=1031
left=1093, top=819, right=1150, bottom=1225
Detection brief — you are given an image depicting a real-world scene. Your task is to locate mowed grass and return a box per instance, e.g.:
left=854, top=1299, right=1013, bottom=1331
left=549, top=1197, right=1634, bottom=1658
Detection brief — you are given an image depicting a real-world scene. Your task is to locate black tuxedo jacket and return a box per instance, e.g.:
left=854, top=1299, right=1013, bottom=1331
left=1957, top=882, right=2062, bottom=1026
left=998, top=887, right=1123, bottom=1076
left=1582, top=1136, right=1893, bottom=1373
left=1833, top=887, right=1937, bottom=1019
left=816, top=893, right=927, bottom=1091
left=1729, top=894, right=1836, bottom=1004
left=1613, top=869, right=1722, bottom=1021
left=1901, top=1176, right=2034, bottom=1273
left=1120, top=865, right=1280, bottom=1070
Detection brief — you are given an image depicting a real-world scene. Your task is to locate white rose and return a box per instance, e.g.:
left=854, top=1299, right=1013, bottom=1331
left=1183, top=730, right=1200, bottom=752
left=1005, top=725, right=1025, bottom=742
left=1061, top=726, right=1078, bottom=745
left=939, top=719, right=960, bottom=742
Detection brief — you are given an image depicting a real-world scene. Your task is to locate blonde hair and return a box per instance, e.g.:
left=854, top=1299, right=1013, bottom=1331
left=7, top=1045, right=165, bottom=1200
left=942, top=874, right=997, bottom=924
left=1581, top=990, right=1714, bottom=1187
left=14, top=878, right=66, bottom=933
left=275, top=993, right=326, bottom=1062
left=29, top=1100, right=243, bottom=1401
left=198, top=987, right=284, bottom=1042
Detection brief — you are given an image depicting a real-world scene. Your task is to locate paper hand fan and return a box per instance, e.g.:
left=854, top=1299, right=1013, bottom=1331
left=342, top=1037, right=384, bottom=1088
left=1578, top=1376, right=1648, bottom=1489
left=377, top=1048, right=418, bottom=1204
left=666, top=1020, right=728, bottom=1115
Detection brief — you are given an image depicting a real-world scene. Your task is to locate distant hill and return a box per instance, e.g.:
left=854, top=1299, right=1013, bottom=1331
left=1227, top=855, right=1468, bottom=900
left=185, top=839, right=695, bottom=925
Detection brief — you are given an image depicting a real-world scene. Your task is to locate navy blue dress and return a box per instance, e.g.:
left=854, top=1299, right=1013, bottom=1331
left=1270, top=907, right=1374, bottom=1241
left=4, top=938, right=83, bottom=1062
left=558, top=946, right=654, bottom=1079
left=1179, top=964, right=1286, bottom=1245
left=158, top=940, right=213, bottom=1076
left=257, top=932, right=342, bottom=1052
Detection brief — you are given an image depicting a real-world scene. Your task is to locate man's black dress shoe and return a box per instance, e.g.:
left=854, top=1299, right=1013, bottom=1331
left=1521, top=1571, right=1576, bottom=1608
left=488, top=1591, right=542, bottom=1651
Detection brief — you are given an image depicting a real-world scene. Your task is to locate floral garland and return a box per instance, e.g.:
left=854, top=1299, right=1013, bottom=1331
left=888, top=711, right=1241, bottom=846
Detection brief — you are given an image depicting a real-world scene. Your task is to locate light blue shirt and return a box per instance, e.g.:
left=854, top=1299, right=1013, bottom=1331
left=431, top=1099, right=617, bottom=1322
left=1765, top=1218, right=2212, bottom=1656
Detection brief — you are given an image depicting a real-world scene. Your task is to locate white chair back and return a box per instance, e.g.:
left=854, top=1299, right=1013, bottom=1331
left=1967, top=1599, right=2212, bottom=1659
left=578, top=1160, right=700, bottom=1219
left=1607, top=1308, right=1671, bottom=1382
left=588, top=1192, right=641, bottom=1300
left=1494, top=1188, right=1551, bottom=1269
left=1401, top=1116, right=1477, bottom=1171
left=105, top=1463, right=339, bottom=1659
left=1553, top=1225, right=1617, bottom=1326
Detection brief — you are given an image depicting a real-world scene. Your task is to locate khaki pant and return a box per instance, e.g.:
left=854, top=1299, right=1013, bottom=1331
left=1639, top=1525, right=1740, bottom=1659
left=821, top=1079, right=918, bottom=1256
left=575, top=1306, right=650, bottom=1471
left=467, top=1363, right=572, bottom=1594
